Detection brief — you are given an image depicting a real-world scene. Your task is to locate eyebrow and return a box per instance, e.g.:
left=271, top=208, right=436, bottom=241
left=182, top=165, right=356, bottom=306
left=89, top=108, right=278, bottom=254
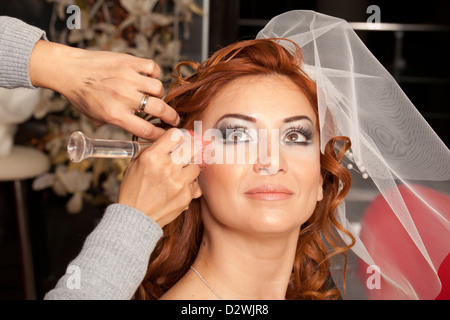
left=214, top=113, right=314, bottom=126
left=214, top=113, right=256, bottom=126
left=283, top=115, right=314, bottom=124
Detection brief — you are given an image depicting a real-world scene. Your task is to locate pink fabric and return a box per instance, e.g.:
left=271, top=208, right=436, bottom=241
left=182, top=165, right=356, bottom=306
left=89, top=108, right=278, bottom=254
left=358, top=184, right=450, bottom=299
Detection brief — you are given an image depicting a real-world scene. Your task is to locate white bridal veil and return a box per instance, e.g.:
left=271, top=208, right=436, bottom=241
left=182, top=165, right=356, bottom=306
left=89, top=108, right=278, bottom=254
left=257, top=10, right=450, bottom=299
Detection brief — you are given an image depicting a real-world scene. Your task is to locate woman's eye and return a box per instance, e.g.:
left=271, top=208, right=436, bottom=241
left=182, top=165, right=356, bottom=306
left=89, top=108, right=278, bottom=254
left=230, top=131, right=243, bottom=141
left=223, top=128, right=254, bottom=143
left=283, top=130, right=310, bottom=145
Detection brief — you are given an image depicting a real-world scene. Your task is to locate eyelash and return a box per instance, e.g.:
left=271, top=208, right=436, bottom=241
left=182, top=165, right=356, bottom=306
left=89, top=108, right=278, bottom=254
left=219, top=125, right=313, bottom=145
left=283, top=125, right=313, bottom=145
left=220, top=125, right=252, bottom=144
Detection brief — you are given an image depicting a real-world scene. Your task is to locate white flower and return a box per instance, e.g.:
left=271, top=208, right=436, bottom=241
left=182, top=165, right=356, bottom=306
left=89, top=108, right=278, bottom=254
left=33, top=89, right=66, bottom=119
left=0, top=88, right=41, bottom=124
left=33, top=164, right=92, bottom=214
left=120, top=0, right=158, bottom=16
left=0, top=87, right=42, bottom=156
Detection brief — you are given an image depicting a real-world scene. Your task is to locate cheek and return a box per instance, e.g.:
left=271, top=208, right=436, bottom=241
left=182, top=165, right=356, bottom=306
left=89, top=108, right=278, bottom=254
left=284, top=148, right=322, bottom=198
left=198, top=164, right=242, bottom=202
left=198, top=164, right=250, bottom=227
left=198, top=166, right=220, bottom=196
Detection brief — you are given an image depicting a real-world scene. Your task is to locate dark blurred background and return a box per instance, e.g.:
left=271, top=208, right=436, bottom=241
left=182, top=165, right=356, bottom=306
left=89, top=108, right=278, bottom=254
left=0, top=0, right=449, bottom=299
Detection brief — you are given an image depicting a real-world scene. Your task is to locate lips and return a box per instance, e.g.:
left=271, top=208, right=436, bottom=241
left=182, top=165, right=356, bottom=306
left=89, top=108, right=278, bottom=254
left=244, top=185, right=294, bottom=200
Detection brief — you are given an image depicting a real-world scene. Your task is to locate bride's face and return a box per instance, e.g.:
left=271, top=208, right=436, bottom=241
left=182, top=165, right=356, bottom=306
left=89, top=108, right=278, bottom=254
left=197, top=74, right=323, bottom=235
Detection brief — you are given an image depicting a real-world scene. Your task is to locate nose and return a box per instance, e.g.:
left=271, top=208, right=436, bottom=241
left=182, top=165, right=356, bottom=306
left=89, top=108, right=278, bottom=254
left=252, top=129, right=287, bottom=175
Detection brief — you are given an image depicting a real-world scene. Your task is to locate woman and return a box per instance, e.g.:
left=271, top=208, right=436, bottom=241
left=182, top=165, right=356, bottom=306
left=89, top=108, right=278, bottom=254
left=133, top=38, right=354, bottom=300
left=46, top=10, right=449, bottom=300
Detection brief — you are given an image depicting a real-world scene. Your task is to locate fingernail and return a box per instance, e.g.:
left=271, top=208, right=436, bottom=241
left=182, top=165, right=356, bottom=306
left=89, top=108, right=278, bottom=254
left=175, top=115, right=181, bottom=126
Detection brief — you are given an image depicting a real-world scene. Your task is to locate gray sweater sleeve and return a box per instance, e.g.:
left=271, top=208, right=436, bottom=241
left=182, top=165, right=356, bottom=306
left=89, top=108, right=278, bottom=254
left=44, top=203, right=163, bottom=300
left=0, top=16, right=48, bottom=89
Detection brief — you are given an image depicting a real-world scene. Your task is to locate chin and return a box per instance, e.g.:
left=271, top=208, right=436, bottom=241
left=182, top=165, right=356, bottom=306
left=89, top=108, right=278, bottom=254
left=201, top=196, right=315, bottom=237
left=239, top=209, right=307, bottom=236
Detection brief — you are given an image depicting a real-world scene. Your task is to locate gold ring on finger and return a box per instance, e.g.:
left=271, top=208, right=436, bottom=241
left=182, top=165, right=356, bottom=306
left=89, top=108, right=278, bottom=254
left=137, top=93, right=150, bottom=113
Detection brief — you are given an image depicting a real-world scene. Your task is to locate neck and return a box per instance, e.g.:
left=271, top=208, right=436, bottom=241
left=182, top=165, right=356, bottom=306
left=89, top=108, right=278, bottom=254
left=192, top=223, right=299, bottom=300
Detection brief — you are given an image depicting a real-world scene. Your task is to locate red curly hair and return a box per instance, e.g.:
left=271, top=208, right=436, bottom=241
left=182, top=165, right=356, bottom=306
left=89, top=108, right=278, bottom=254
left=134, top=38, right=355, bottom=300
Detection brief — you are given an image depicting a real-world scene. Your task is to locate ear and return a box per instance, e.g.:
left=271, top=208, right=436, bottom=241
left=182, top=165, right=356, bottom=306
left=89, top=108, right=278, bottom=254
left=317, top=174, right=324, bottom=202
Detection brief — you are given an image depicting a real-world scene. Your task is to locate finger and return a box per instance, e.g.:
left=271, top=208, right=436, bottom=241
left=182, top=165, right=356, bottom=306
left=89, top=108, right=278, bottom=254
left=130, top=57, right=161, bottom=79
left=138, top=76, right=165, bottom=98
left=169, top=132, right=204, bottom=167
left=188, top=179, right=196, bottom=198
left=182, top=163, right=201, bottom=182
left=167, top=131, right=206, bottom=167
left=118, top=113, right=166, bottom=141
left=138, top=95, right=180, bottom=127
left=151, top=128, right=191, bottom=155
left=191, top=179, right=203, bottom=199
left=183, top=134, right=203, bottom=166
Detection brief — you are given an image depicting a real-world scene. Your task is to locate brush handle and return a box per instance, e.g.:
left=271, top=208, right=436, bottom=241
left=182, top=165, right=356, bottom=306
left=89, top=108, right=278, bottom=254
left=67, top=131, right=152, bottom=163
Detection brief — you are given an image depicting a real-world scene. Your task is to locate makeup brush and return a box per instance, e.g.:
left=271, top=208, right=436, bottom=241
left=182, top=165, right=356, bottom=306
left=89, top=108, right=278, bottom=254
left=67, top=130, right=212, bottom=168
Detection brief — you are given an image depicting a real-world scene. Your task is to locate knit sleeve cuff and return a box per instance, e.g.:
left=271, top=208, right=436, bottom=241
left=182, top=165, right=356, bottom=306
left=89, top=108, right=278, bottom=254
left=0, top=16, right=48, bottom=89
left=44, top=204, right=163, bottom=300
left=91, top=203, right=164, bottom=253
